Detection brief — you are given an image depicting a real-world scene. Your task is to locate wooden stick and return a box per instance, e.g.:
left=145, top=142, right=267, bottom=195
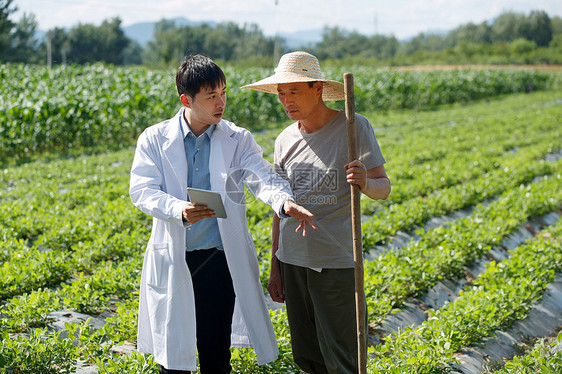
left=344, top=73, right=367, bottom=373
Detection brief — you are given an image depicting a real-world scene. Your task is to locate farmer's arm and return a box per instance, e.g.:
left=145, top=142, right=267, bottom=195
left=268, top=213, right=285, bottom=303
left=345, top=161, right=391, bottom=200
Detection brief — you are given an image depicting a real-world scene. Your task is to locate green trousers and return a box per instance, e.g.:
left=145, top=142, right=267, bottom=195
left=280, top=262, right=367, bottom=374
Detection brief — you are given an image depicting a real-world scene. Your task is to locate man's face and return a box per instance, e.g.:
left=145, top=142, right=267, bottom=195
left=277, top=82, right=322, bottom=121
left=182, top=83, right=227, bottom=126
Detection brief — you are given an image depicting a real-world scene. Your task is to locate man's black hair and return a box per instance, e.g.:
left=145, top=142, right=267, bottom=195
left=176, top=55, right=226, bottom=98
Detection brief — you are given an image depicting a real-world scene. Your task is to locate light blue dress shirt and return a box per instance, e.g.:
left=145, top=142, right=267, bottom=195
left=180, top=110, right=224, bottom=251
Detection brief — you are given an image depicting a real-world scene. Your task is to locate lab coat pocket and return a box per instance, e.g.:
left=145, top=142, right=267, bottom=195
left=146, top=242, right=171, bottom=290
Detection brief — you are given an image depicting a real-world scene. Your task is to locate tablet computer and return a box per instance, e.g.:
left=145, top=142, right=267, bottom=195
left=187, top=187, right=227, bottom=219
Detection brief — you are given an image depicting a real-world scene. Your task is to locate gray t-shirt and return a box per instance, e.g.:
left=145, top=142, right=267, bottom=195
left=274, top=111, right=386, bottom=268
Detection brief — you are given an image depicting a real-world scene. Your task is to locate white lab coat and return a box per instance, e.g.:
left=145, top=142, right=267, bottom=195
left=129, top=109, right=292, bottom=371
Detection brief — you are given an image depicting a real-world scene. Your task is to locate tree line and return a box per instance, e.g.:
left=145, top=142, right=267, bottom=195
left=0, top=0, right=560, bottom=67
left=314, top=10, right=562, bottom=65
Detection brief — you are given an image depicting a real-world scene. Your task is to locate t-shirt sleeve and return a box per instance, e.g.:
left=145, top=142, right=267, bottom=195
left=356, top=114, right=386, bottom=170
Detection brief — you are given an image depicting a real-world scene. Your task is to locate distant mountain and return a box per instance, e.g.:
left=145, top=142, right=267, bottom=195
left=122, top=17, right=322, bottom=49
left=34, top=29, right=46, bottom=42
left=279, top=29, right=324, bottom=49
left=398, top=28, right=450, bottom=42
left=123, top=17, right=218, bottom=47
left=32, top=17, right=333, bottom=50
left=122, top=21, right=157, bottom=47
left=426, top=28, right=450, bottom=37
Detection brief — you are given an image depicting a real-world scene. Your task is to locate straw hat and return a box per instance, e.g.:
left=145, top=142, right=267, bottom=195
left=242, top=51, right=344, bottom=101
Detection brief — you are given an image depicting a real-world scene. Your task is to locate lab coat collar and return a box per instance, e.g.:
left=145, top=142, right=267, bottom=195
left=162, top=108, right=235, bottom=143
left=162, top=109, right=237, bottom=194
left=179, top=107, right=217, bottom=140
left=161, top=110, right=188, bottom=194
left=210, top=120, right=236, bottom=193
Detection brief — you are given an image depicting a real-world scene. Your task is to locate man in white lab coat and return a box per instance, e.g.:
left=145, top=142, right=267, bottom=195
left=129, top=55, right=315, bottom=373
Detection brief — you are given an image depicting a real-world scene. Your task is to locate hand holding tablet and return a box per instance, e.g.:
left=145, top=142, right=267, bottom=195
left=187, top=188, right=227, bottom=219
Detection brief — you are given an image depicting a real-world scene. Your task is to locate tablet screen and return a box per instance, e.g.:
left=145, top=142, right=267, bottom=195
left=187, top=188, right=227, bottom=219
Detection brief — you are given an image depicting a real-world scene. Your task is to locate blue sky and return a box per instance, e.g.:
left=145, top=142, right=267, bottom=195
left=13, top=0, right=562, bottom=40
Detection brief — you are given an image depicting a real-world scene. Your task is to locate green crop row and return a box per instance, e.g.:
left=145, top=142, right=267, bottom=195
left=3, top=90, right=552, bottom=304
left=1, top=88, right=561, bottom=372
left=494, top=333, right=562, bottom=373
left=0, top=150, right=148, bottom=307
left=363, top=140, right=561, bottom=247
left=368, top=213, right=562, bottom=373
left=364, top=170, right=562, bottom=326
left=1, top=91, right=552, bottom=301
left=1, top=63, right=558, bottom=163
left=371, top=90, right=562, bottom=205
left=347, top=66, right=557, bottom=111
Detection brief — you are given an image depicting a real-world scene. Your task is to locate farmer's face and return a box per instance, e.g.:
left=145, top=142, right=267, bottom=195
left=277, top=82, right=322, bottom=121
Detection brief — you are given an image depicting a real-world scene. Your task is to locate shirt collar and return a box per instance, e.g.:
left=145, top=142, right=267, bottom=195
left=180, top=108, right=216, bottom=140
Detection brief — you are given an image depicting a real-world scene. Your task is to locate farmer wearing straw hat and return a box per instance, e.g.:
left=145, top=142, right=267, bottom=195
left=243, top=51, right=391, bottom=373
